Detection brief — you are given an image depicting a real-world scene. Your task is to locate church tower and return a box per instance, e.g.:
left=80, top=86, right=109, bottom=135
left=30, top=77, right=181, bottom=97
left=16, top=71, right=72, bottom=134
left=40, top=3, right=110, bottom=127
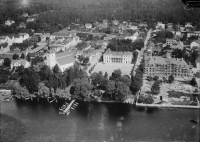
left=46, top=50, right=56, bottom=69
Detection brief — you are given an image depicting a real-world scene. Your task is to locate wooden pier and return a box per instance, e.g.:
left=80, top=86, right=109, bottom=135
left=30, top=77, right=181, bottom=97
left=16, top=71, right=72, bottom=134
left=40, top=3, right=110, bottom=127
left=63, top=99, right=76, bottom=114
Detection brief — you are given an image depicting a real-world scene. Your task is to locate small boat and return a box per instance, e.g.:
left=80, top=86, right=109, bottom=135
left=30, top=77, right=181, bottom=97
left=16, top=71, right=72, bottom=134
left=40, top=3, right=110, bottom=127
left=190, top=119, right=198, bottom=124
left=59, top=108, right=65, bottom=111
left=59, top=111, right=65, bottom=114
left=73, top=103, right=78, bottom=106
left=71, top=107, right=75, bottom=110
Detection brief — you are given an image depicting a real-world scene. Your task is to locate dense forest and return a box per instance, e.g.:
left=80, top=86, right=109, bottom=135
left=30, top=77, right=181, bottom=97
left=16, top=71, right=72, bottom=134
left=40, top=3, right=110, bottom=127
left=0, top=0, right=200, bottom=34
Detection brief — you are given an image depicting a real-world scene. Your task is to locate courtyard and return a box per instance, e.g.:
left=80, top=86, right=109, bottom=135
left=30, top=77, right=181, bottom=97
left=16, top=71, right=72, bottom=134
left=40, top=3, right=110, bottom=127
left=92, top=62, right=134, bottom=77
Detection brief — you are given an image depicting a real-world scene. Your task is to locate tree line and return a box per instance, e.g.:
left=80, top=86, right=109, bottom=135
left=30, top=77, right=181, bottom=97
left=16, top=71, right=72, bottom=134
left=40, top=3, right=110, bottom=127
left=1, top=0, right=200, bottom=34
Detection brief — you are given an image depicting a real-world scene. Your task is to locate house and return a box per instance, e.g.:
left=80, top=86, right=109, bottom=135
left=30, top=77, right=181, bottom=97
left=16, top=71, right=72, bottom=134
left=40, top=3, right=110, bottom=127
left=187, top=31, right=200, bottom=38
left=13, top=35, right=24, bottom=44
left=10, top=59, right=30, bottom=69
left=0, top=43, right=10, bottom=54
left=45, top=50, right=76, bottom=72
left=185, top=22, right=193, bottom=31
left=50, top=31, right=76, bottom=39
left=103, top=49, right=133, bottom=64
left=128, top=25, right=138, bottom=30
left=138, top=22, right=148, bottom=28
left=0, top=36, right=9, bottom=44
left=112, top=20, right=119, bottom=26
left=190, top=39, right=200, bottom=48
left=144, top=56, right=191, bottom=77
left=124, top=31, right=139, bottom=42
left=166, top=38, right=177, bottom=45
left=18, top=22, right=26, bottom=28
left=22, top=13, right=29, bottom=17
left=156, top=22, right=165, bottom=29
left=19, top=33, right=29, bottom=41
left=171, top=41, right=184, bottom=50
left=5, top=20, right=15, bottom=26
left=27, top=17, right=36, bottom=23
left=27, top=52, right=36, bottom=59
left=85, top=23, right=93, bottom=29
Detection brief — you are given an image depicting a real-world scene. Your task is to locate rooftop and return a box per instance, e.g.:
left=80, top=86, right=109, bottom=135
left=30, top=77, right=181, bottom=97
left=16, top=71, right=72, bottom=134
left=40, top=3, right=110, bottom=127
left=104, top=49, right=132, bottom=56
left=55, top=50, right=76, bottom=66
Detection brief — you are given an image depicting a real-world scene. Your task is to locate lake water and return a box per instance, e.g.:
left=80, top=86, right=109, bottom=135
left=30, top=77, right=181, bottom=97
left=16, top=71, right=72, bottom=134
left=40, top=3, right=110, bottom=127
left=1, top=99, right=199, bottom=142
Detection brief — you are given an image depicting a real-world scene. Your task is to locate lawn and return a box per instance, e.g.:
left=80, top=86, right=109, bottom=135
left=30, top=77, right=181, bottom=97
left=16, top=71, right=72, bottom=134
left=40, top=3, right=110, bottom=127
left=92, top=63, right=133, bottom=77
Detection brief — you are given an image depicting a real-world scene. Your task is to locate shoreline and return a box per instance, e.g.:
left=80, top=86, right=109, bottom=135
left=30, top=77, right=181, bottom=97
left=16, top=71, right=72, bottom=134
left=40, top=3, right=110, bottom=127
left=136, top=102, right=200, bottom=109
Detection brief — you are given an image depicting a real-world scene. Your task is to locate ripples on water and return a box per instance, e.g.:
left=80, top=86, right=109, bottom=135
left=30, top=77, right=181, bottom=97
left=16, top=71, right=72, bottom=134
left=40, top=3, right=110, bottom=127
left=1, top=99, right=199, bottom=142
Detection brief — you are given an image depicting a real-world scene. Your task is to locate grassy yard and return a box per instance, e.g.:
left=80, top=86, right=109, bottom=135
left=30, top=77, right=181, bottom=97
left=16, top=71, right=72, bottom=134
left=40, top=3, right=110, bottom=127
left=92, top=63, right=133, bottom=77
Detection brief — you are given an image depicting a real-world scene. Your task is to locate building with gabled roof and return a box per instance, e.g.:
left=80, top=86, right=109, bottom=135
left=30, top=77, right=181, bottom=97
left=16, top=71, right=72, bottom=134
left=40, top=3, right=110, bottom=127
left=0, top=43, right=10, bottom=54
left=5, top=20, right=15, bottom=26
left=144, top=56, right=191, bottom=77
left=10, top=59, right=30, bottom=69
left=103, top=49, right=133, bottom=64
left=45, top=50, right=76, bottom=72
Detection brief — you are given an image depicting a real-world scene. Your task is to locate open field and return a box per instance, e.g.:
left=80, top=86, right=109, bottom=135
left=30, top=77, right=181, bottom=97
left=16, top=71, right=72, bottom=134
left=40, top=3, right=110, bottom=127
left=92, top=62, right=133, bottom=77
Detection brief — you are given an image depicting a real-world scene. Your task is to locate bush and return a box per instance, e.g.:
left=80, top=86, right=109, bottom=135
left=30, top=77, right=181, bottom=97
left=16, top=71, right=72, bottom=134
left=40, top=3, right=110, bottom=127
left=138, top=94, right=145, bottom=103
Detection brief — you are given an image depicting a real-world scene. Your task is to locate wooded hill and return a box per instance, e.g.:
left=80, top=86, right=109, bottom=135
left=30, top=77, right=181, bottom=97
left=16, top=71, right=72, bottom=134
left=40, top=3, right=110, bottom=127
left=0, top=0, right=200, bottom=34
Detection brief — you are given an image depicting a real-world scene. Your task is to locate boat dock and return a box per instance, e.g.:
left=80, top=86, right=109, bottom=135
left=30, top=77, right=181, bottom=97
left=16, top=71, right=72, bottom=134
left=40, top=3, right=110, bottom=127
left=62, top=99, right=76, bottom=114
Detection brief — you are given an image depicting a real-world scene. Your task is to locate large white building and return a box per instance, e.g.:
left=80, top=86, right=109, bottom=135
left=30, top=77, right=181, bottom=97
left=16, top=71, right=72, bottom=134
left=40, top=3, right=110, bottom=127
left=103, top=49, right=133, bottom=64
left=45, top=50, right=76, bottom=72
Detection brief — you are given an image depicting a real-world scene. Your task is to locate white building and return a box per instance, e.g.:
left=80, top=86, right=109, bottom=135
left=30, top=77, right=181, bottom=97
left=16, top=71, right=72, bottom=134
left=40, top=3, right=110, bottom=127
left=27, top=18, right=36, bottom=23
left=190, top=39, right=200, bottom=48
left=156, top=22, right=165, bottom=29
left=45, top=50, right=76, bottom=72
left=13, top=35, right=24, bottom=44
left=103, top=49, right=133, bottom=64
left=124, top=31, right=139, bottom=42
left=19, top=33, right=30, bottom=41
left=10, top=60, right=30, bottom=69
left=5, top=20, right=15, bottom=26
left=0, top=36, right=9, bottom=44
left=85, top=23, right=93, bottom=29
left=166, top=38, right=177, bottom=45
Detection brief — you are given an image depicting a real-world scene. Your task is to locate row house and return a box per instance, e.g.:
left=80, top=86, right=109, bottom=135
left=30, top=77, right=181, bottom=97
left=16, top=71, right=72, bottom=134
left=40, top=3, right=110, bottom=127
left=144, top=56, right=191, bottom=77
left=103, top=49, right=133, bottom=64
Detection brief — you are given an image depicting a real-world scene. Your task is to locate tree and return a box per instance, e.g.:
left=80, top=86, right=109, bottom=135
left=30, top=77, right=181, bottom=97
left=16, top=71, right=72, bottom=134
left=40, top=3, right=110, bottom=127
left=72, top=78, right=93, bottom=99
left=12, top=54, right=19, bottom=60
left=145, top=94, right=154, bottom=104
left=91, top=72, right=104, bottom=87
left=138, top=94, right=145, bottom=103
left=151, top=81, right=160, bottom=94
left=53, top=64, right=60, bottom=75
left=104, top=72, right=108, bottom=79
left=27, top=54, right=31, bottom=62
left=18, top=65, right=24, bottom=75
left=168, top=75, right=174, bottom=84
left=120, top=75, right=131, bottom=87
left=110, top=69, right=122, bottom=81
left=153, top=76, right=159, bottom=81
left=20, top=53, right=25, bottom=59
left=190, top=78, right=197, bottom=87
left=38, top=82, right=50, bottom=98
left=105, top=80, right=115, bottom=100
left=83, top=57, right=89, bottom=65
left=3, top=58, right=11, bottom=66
left=13, top=84, right=29, bottom=99
left=115, top=82, right=131, bottom=101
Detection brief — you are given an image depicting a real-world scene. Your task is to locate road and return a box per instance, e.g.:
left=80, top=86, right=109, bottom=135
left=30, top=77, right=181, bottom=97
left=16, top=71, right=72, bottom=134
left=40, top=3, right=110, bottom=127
left=132, top=29, right=152, bottom=76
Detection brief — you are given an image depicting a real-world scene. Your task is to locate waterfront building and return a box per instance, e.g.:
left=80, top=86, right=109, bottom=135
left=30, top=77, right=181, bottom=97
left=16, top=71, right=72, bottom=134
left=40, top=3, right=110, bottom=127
left=144, top=56, right=191, bottom=77
left=103, top=49, right=132, bottom=64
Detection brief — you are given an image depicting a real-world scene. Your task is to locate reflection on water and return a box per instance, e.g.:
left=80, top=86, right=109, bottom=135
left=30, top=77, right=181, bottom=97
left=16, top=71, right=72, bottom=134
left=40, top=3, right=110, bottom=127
left=1, top=99, right=199, bottom=142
